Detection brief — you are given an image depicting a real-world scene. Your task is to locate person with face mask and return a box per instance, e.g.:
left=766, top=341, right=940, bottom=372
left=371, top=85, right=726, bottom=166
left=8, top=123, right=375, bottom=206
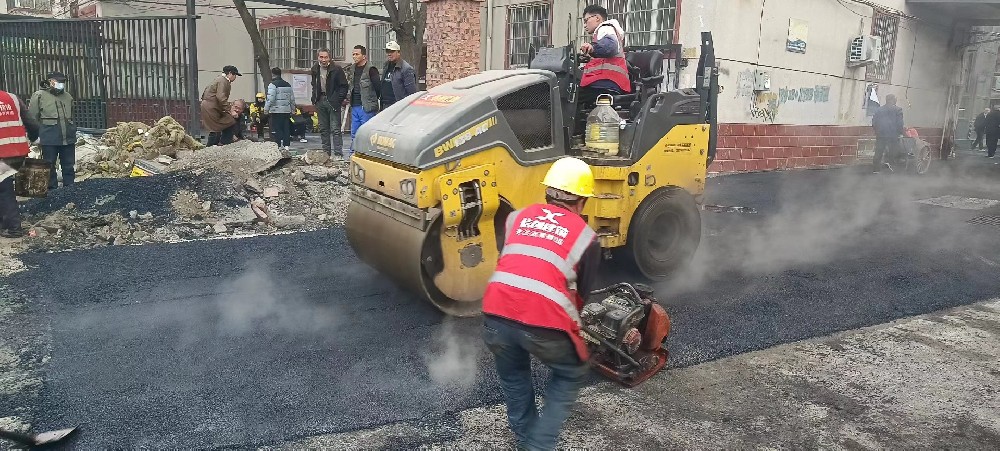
left=201, top=65, right=242, bottom=146
left=27, top=71, right=77, bottom=190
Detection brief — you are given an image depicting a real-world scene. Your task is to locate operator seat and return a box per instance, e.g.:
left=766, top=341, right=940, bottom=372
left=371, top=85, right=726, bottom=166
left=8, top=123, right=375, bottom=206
left=612, top=50, right=665, bottom=118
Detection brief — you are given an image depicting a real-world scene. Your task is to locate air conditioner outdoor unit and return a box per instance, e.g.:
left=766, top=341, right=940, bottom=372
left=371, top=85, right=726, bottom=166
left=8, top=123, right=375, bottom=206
left=847, top=35, right=882, bottom=67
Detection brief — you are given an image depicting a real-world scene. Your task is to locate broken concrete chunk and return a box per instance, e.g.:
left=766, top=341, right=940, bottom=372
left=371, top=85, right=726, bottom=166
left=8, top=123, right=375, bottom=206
left=132, top=230, right=150, bottom=241
left=129, top=210, right=138, bottom=220
left=318, top=214, right=329, bottom=221
left=244, top=178, right=263, bottom=194
left=303, top=150, right=330, bottom=165
left=273, top=215, right=307, bottom=228
left=213, top=222, right=228, bottom=234
left=113, top=236, right=127, bottom=245
left=156, top=155, right=175, bottom=165
left=263, top=187, right=281, bottom=198
left=201, top=201, right=212, bottom=212
left=250, top=198, right=270, bottom=221
left=137, top=212, right=153, bottom=220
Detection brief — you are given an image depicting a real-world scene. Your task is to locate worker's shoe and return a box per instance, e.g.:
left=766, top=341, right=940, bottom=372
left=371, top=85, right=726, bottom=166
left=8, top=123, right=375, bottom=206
left=0, top=228, right=26, bottom=238
left=299, top=138, right=308, bottom=143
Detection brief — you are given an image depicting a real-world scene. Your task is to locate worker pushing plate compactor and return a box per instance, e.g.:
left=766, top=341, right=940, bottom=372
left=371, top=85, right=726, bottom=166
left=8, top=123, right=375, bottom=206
left=346, top=33, right=719, bottom=386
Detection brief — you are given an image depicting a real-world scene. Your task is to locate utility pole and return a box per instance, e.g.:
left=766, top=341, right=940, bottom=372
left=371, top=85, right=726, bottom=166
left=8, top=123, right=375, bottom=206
left=186, top=0, right=200, bottom=134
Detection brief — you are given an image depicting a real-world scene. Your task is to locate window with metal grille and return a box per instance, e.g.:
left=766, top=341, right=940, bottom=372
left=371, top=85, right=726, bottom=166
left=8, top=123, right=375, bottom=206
left=867, top=9, right=899, bottom=83
left=7, top=0, right=51, bottom=12
left=496, top=82, right=552, bottom=150
left=262, top=26, right=331, bottom=71
left=506, top=3, right=551, bottom=69
left=581, top=0, right=677, bottom=47
left=367, top=23, right=392, bottom=70
left=331, top=28, right=346, bottom=61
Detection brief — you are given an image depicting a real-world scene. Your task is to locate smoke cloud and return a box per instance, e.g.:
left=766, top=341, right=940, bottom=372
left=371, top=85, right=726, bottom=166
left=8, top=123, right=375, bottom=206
left=422, top=319, right=481, bottom=389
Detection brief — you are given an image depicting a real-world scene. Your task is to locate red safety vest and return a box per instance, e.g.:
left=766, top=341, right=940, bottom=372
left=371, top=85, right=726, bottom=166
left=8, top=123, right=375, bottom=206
left=580, top=24, right=632, bottom=93
left=482, top=203, right=598, bottom=361
left=0, top=91, right=30, bottom=159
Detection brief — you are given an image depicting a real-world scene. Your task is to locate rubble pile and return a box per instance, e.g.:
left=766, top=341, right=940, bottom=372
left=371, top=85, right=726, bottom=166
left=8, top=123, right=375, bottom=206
left=19, top=144, right=353, bottom=252
left=72, top=117, right=205, bottom=179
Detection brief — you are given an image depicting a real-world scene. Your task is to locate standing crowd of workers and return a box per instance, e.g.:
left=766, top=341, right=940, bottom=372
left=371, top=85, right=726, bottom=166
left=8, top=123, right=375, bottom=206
left=200, top=40, right=417, bottom=159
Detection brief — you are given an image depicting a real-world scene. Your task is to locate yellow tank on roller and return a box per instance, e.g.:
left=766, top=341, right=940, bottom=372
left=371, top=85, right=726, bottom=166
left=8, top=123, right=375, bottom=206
left=346, top=33, right=720, bottom=317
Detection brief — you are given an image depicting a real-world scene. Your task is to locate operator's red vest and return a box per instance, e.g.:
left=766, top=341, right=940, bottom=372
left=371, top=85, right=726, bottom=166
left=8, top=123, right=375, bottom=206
left=482, top=203, right=598, bottom=361
left=580, top=24, right=631, bottom=93
left=0, top=91, right=30, bottom=159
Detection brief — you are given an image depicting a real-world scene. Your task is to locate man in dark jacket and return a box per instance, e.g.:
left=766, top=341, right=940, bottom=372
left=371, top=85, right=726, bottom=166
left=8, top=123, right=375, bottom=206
left=871, top=94, right=905, bottom=173
left=310, top=49, right=349, bottom=157
left=972, top=107, right=989, bottom=151
left=985, top=106, right=1000, bottom=159
left=27, top=71, right=77, bottom=189
left=380, top=41, right=418, bottom=111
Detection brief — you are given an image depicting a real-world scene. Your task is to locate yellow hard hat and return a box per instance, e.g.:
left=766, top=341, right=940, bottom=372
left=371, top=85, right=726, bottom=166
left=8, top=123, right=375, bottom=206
left=541, top=157, right=595, bottom=198
left=256, top=92, right=265, bottom=99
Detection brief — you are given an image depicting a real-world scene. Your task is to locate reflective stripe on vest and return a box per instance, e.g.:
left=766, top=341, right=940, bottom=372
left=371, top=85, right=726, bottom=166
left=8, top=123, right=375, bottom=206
left=489, top=271, right=582, bottom=325
left=582, top=62, right=629, bottom=77
left=0, top=120, right=22, bottom=128
left=0, top=136, right=28, bottom=146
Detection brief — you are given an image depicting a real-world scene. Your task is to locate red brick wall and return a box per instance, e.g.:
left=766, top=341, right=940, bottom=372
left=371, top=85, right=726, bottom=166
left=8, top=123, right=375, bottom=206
left=424, top=0, right=482, bottom=89
left=106, top=99, right=192, bottom=130
left=709, top=123, right=943, bottom=174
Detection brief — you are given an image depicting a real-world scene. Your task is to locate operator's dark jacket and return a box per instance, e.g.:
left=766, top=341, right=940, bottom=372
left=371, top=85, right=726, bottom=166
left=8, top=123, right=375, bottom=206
left=974, top=111, right=988, bottom=133
left=871, top=104, right=904, bottom=138
left=985, top=110, right=1000, bottom=138
left=310, top=63, right=349, bottom=106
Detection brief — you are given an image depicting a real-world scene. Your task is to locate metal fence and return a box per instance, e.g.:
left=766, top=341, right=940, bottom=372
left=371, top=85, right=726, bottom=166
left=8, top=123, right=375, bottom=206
left=0, top=16, right=196, bottom=131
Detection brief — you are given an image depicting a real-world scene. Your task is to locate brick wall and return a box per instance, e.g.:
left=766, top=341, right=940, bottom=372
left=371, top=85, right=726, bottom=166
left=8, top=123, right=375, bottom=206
left=424, top=0, right=482, bottom=89
left=709, top=124, right=944, bottom=174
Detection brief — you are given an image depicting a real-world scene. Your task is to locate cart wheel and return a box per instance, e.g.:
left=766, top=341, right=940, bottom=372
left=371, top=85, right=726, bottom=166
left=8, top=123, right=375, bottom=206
left=915, top=142, right=932, bottom=174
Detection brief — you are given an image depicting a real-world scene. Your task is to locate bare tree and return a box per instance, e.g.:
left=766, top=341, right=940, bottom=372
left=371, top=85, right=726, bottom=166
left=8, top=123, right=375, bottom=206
left=383, top=0, right=425, bottom=67
left=232, top=0, right=271, bottom=85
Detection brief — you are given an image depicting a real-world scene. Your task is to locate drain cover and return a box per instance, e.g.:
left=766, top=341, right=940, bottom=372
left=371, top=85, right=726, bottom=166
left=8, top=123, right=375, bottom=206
left=967, top=215, right=1000, bottom=227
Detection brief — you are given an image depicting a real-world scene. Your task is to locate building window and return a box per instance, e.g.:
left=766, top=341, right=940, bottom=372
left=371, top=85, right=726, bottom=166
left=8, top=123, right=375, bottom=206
left=7, top=0, right=51, bottom=12
left=583, top=0, right=677, bottom=47
left=331, top=28, right=346, bottom=61
left=367, top=23, right=392, bottom=70
left=867, top=9, right=899, bottom=83
left=262, top=26, right=331, bottom=71
left=506, top=3, right=551, bottom=69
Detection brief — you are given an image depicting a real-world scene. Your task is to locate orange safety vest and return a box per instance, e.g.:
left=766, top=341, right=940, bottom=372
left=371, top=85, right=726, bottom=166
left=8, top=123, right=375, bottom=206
left=482, top=203, right=598, bottom=361
left=580, top=24, right=631, bottom=93
left=0, top=91, right=30, bottom=159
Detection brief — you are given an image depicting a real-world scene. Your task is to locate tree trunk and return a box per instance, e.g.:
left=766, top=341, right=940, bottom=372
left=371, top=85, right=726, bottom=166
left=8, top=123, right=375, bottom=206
left=382, top=0, right=425, bottom=69
left=232, top=0, right=271, bottom=85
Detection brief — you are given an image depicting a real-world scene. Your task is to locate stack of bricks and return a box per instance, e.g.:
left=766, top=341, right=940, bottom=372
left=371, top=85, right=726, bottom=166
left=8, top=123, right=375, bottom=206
left=424, top=0, right=482, bottom=89
left=708, top=124, right=943, bottom=174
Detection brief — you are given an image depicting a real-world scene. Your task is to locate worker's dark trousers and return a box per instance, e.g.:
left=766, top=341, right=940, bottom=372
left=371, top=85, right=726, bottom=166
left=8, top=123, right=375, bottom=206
left=0, top=177, right=21, bottom=232
left=483, top=315, right=589, bottom=451
left=973, top=130, right=985, bottom=150
left=873, top=137, right=901, bottom=172
left=206, top=124, right=238, bottom=147
left=41, top=144, right=75, bottom=189
left=270, top=113, right=291, bottom=148
left=988, top=134, right=999, bottom=158
left=315, top=100, right=343, bottom=155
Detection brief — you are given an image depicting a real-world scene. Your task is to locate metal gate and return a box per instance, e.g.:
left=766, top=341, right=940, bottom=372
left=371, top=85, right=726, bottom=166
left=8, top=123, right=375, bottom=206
left=0, top=16, right=196, bottom=131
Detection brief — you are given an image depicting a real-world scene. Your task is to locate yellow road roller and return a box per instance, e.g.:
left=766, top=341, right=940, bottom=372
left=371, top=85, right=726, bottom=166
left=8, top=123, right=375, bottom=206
left=346, top=32, right=719, bottom=316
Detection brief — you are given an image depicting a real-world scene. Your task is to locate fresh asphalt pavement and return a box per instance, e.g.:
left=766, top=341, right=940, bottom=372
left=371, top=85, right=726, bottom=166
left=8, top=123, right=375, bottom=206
left=6, top=157, right=1000, bottom=449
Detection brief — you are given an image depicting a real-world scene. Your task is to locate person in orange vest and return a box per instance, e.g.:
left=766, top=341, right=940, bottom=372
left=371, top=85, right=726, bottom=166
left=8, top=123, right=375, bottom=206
left=0, top=89, right=40, bottom=238
left=577, top=4, right=631, bottom=117
left=482, top=157, right=601, bottom=451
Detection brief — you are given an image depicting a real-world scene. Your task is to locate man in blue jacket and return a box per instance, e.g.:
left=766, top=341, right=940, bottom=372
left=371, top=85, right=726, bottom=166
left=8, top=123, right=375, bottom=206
left=380, top=41, right=418, bottom=111
left=265, top=67, right=296, bottom=151
left=871, top=94, right=905, bottom=173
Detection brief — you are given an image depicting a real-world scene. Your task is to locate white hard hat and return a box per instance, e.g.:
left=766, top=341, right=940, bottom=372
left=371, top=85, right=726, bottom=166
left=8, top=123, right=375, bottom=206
left=385, top=41, right=401, bottom=52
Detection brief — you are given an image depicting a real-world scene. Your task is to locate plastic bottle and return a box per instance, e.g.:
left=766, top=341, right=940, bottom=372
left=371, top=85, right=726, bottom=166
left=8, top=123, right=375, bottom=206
left=585, top=94, right=622, bottom=156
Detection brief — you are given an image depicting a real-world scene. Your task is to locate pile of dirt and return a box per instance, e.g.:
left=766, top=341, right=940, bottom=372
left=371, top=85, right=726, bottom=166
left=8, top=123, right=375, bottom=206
left=19, top=147, right=353, bottom=252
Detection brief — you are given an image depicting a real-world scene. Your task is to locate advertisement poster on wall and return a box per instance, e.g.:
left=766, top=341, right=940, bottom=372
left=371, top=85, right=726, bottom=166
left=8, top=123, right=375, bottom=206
left=291, top=73, right=311, bottom=105
left=786, top=19, right=808, bottom=54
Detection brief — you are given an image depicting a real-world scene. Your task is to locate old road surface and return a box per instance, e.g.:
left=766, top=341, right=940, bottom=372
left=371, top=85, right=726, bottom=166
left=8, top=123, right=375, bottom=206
left=4, top=162, right=1000, bottom=449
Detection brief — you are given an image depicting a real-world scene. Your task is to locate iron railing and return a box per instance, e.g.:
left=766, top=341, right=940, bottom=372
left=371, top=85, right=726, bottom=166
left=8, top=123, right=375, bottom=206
left=0, top=16, right=197, bottom=132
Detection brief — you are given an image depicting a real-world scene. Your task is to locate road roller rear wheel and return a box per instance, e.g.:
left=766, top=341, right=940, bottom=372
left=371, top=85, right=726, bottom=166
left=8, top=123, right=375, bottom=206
left=622, top=188, right=701, bottom=280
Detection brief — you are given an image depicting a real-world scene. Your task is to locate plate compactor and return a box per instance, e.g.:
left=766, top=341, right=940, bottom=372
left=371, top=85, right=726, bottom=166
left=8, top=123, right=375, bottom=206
left=346, top=33, right=718, bottom=317
left=582, top=283, right=670, bottom=387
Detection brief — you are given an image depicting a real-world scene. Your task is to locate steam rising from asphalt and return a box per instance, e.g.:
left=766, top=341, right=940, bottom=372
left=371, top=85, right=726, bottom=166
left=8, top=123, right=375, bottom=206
left=423, top=320, right=480, bottom=389
left=667, top=165, right=999, bottom=293
left=214, top=261, right=339, bottom=335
